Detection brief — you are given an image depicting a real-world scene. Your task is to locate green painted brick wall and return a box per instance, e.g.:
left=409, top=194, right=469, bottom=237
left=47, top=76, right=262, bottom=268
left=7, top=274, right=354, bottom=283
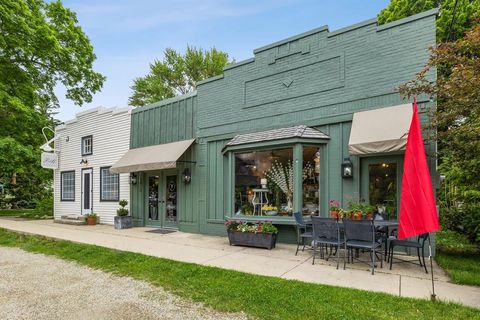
left=130, top=10, right=437, bottom=237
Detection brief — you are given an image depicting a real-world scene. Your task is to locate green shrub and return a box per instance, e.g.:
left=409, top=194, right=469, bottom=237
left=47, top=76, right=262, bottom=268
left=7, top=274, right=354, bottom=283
left=35, top=195, right=53, bottom=216
left=117, top=199, right=129, bottom=217
left=436, top=230, right=479, bottom=255
left=461, top=190, right=480, bottom=243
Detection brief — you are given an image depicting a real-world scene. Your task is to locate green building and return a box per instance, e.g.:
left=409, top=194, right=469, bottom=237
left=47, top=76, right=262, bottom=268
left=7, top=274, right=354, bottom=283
left=111, top=9, right=438, bottom=241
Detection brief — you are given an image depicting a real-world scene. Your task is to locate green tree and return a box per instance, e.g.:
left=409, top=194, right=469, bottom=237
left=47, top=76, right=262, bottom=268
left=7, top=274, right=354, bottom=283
left=378, top=0, right=480, bottom=41
left=399, top=24, right=480, bottom=241
left=0, top=0, right=105, bottom=204
left=129, top=46, right=231, bottom=107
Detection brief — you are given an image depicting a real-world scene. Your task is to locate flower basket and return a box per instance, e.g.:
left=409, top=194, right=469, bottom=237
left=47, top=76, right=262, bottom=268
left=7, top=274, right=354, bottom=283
left=227, top=230, right=277, bottom=250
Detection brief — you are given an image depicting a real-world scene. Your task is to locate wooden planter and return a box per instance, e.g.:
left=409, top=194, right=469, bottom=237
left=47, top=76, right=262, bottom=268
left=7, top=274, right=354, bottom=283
left=114, top=216, right=133, bottom=229
left=227, top=230, right=277, bottom=250
left=87, top=217, right=97, bottom=225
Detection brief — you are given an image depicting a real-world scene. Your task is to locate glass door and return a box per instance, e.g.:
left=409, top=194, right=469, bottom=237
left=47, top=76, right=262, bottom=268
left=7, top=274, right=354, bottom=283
left=360, top=156, right=403, bottom=220
left=145, top=171, right=179, bottom=228
left=81, top=168, right=93, bottom=215
left=162, top=171, right=178, bottom=229
left=146, top=173, right=162, bottom=227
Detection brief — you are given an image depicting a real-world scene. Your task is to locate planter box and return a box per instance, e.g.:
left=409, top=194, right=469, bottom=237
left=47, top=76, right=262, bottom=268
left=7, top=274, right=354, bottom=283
left=227, top=230, right=277, bottom=250
left=114, top=216, right=133, bottom=230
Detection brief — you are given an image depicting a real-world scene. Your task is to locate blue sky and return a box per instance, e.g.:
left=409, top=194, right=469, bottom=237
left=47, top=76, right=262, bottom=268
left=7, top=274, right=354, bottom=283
left=57, top=0, right=390, bottom=121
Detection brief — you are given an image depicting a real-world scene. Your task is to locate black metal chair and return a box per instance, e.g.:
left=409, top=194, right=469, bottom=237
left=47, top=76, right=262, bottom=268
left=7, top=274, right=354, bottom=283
left=389, top=233, right=429, bottom=273
left=344, top=219, right=383, bottom=275
left=293, top=211, right=312, bottom=255
left=311, top=217, right=345, bottom=269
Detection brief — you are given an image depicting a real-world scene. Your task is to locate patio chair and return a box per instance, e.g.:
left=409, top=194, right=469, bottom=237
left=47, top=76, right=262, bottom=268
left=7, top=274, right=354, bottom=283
left=293, top=211, right=312, bottom=256
left=374, top=214, right=398, bottom=261
left=311, top=217, right=345, bottom=269
left=343, top=219, right=383, bottom=275
left=388, top=233, right=429, bottom=273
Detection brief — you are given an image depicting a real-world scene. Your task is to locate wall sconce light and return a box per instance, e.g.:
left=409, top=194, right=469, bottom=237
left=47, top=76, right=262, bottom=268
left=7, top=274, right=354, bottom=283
left=182, top=168, right=192, bottom=183
left=79, top=158, right=88, bottom=165
left=341, top=158, right=353, bottom=179
left=130, top=173, right=137, bottom=185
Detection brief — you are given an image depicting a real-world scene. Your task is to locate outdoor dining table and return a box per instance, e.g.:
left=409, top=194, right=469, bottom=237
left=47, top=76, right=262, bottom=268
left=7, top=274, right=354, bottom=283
left=302, top=217, right=399, bottom=261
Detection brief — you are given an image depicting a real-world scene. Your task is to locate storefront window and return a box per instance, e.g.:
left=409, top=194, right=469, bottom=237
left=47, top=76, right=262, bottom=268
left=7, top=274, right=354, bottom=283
left=302, top=147, right=320, bottom=215
left=235, top=148, right=293, bottom=216
left=368, top=163, right=397, bottom=219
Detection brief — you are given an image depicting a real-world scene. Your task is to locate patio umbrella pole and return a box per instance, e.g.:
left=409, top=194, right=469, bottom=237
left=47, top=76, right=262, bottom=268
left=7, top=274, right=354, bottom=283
left=429, top=244, right=436, bottom=301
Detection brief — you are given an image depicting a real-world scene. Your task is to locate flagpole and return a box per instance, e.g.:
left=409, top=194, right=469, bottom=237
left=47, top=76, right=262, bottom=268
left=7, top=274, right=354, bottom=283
left=429, top=240, right=436, bottom=301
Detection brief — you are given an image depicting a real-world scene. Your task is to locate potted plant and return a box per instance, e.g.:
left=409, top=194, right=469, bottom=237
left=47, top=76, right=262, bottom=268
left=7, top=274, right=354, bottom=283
left=348, top=203, right=363, bottom=220
left=85, top=212, right=98, bottom=225
left=114, top=199, right=132, bottom=229
left=363, top=204, right=376, bottom=220
left=329, top=199, right=342, bottom=219
left=225, top=220, right=278, bottom=249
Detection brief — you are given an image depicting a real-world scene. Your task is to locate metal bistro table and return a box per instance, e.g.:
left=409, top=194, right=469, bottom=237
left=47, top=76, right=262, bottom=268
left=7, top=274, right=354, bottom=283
left=303, top=217, right=398, bottom=260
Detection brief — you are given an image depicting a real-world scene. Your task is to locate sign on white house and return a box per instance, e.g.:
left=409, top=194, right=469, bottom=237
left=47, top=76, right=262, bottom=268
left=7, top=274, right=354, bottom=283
left=41, top=152, right=58, bottom=169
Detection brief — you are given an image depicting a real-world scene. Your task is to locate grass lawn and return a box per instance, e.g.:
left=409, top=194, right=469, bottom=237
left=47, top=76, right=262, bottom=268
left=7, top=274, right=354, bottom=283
left=0, top=209, right=34, bottom=217
left=0, top=209, right=52, bottom=219
left=435, top=230, right=480, bottom=287
left=436, top=252, right=480, bottom=286
left=0, top=229, right=478, bottom=320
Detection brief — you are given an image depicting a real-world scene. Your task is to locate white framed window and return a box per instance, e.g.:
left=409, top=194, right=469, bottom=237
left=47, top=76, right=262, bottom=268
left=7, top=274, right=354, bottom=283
left=100, top=167, right=119, bottom=201
left=81, top=135, right=93, bottom=156
left=61, top=171, right=75, bottom=201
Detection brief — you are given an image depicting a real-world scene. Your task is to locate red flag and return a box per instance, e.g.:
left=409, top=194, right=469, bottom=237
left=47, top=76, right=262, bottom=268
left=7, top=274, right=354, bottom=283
left=398, top=98, right=439, bottom=240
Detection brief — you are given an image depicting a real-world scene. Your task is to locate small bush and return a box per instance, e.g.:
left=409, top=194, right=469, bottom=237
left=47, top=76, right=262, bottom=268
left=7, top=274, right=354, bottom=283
left=436, top=230, right=479, bottom=255
left=35, top=196, right=53, bottom=216
left=117, top=199, right=129, bottom=217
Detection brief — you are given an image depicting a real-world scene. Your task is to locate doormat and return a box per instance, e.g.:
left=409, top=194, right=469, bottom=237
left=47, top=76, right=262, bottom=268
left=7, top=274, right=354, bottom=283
left=145, top=229, right=176, bottom=235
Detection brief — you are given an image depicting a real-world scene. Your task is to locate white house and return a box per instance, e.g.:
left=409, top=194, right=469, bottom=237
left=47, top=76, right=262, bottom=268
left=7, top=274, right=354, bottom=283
left=53, top=107, right=131, bottom=224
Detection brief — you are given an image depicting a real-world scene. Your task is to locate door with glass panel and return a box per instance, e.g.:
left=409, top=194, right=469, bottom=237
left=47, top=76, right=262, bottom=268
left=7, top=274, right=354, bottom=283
left=360, top=156, right=403, bottom=220
left=146, top=171, right=178, bottom=228
left=81, top=168, right=93, bottom=215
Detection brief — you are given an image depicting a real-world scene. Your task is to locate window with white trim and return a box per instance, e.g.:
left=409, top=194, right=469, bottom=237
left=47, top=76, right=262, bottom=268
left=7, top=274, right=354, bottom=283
left=100, top=167, right=119, bottom=201
left=61, top=171, right=75, bottom=201
left=81, top=135, right=93, bottom=156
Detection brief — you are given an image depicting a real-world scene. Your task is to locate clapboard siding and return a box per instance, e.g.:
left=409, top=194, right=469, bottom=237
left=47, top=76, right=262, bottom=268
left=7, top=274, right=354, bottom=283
left=54, top=107, right=131, bottom=224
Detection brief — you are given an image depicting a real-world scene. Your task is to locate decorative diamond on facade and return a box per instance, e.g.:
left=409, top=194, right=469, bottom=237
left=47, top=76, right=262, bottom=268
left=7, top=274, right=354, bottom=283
left=282, top=77, right=294, bottom=88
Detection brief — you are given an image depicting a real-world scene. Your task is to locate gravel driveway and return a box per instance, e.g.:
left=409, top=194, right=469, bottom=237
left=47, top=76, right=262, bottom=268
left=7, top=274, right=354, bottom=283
left=0, top=247, right=247, bottom=320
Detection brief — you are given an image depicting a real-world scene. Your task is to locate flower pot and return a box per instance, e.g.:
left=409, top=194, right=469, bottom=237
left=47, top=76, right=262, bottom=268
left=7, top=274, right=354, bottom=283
left=87, top=217, right=97, bottom=225
left=330, top=211, right=339, bottom=219
left=227, top=230, right=277, bottom=250
left=352, top=212, right=362, bottom=220
left=114, top=216, right=133, bottom=229
left=365, top=213, right=374, bottom=220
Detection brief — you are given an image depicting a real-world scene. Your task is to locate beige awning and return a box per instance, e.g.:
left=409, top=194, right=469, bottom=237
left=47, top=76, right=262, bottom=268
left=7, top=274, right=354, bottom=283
left=110, top=139, right=195, bottom=173
left=348, top=104, right=412, bottom=155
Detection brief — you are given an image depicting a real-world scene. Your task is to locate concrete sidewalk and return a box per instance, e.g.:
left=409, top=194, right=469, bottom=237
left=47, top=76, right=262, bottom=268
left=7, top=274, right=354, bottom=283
left=0, top=218, right=479, bottom=309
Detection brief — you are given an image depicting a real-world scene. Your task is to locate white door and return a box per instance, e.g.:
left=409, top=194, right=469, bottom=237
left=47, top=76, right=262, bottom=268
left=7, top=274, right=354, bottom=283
left=81, top=168, right=93, bottom=215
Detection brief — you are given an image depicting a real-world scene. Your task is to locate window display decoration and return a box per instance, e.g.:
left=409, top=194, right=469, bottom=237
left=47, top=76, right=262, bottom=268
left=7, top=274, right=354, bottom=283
left=264, top=160, right=294, bottom=211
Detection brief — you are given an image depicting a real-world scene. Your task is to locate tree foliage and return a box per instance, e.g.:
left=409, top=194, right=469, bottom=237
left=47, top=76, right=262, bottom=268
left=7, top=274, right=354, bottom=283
left=129, top=46, right=231, bottom=107
left=399, top=24, right=480, bottom=241
left=0, top=0, right=104, bottom=204
left=378, top=0, right=480, bottom=41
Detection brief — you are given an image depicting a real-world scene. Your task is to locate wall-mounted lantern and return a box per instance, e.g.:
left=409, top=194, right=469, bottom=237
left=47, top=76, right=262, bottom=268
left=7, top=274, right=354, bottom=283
left=182, top=168, right=192, bottom=183
left=341, top=158, right=353, bottom=179
left=130, top=173, right=137, bottom=185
